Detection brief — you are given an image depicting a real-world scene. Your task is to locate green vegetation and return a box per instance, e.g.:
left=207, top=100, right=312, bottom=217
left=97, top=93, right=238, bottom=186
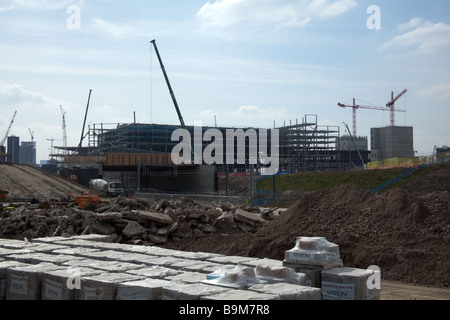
left=256, top=168, right=409, bottom=193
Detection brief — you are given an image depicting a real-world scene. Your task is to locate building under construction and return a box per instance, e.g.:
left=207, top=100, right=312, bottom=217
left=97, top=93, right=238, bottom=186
left=56, top=114, right=368, bottom=192
left=278, top=114, right=368, bottom=172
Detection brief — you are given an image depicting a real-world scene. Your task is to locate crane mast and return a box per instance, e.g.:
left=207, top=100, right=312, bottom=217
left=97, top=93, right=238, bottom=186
left=150, top=39, right=187, bottom=130
left=150, top=39, right=195, bottom=163
left=77, top=89, right=92, bottom=153
left=1, top=111, right=17, bottom=148
left=60, top=105, right=68, bottom=155
left=386, top=89, right=408, bottom=127
left=28, top=128, right=34, bottom=142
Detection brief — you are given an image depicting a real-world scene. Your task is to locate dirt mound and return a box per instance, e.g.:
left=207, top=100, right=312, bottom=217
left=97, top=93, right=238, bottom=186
left=1, top=162, right=449, bottom=289
left=0, top=163, right=90, bottom=201
left=398, top=162, right=450, bottom=194
left=163, top=184, right=449, bottom=288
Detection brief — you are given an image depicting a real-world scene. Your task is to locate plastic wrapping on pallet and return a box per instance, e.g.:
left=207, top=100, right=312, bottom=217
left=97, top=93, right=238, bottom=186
left=116, top=278, right=173, bottom=300
left=283, top=237, right=343, bottom=270
left=162, top=282, right=231, bottom=300
left=321, top=267, right=381, bottom=300
left=249, top=282, right=322, bottom=300
left=0, top=261, right=28, bottom=300
left=202, top=265, right=264, bottom=289
left=254, top=265, right=306, bottom=285
left=6, top=263, right=63, bottom=300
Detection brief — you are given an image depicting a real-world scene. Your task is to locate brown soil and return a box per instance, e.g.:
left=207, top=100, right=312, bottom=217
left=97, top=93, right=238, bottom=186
left=0, top=163, right=90, bottom=201
left=163, top=163, right=450, bottom=289
left=1, top=161, right=449, bottom=289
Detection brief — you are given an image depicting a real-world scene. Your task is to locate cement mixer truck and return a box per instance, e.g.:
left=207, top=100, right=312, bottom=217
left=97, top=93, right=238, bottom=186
left=89, top=179, right=125, bottom=197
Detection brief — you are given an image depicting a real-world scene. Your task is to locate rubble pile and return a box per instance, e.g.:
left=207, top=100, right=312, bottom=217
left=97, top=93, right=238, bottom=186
left=0, top=197, right=279, bottom=245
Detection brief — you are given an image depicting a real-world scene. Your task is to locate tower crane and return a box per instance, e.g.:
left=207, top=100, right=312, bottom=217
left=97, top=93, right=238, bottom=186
left=386, top=89, right=408, bottom=127
left=338, top=94, right=406, bottom=137
left=1, top=111, right=18, bottom=149
left=28, top=128, right=34, bottom=142
left=60, top=105, right=68, bottom=155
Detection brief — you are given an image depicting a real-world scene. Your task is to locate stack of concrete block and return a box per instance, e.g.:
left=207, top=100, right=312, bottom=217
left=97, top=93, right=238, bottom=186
left=202, top=289, right=276, bottom=300
left=283, top=237, right=343, bottom=288
left=116, top=278, right=173, bottom=300
left=41, top=267, right=101, bottom=300
left=0, top=261, right=27, bottom=300
left=254, top=265, right=306, bottom=285
left=161, top=282, right=232, bottom=300
left=202, top=265, right=265, bottom=289
left=126, top=266, right=181, bottom=279
left=79, top=273, right=144, bottom=300
left=164, top=271, right=208, bottom=284
left=283, top=236, right=381, bottom=300
left=249, top=282, right=322, bottom=300
left=6, top=263, right=63, bottom=300
left=283, top=237, right=343, bottom=270
left=321, top=267, right=381, bottom=300
left=0, top=235, right=382, bottom=300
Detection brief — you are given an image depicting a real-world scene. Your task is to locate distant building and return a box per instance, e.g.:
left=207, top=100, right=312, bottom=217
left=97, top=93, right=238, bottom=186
left=0, top=146, right=6, bottom=162
left=20, top=141, right=37, bottom=166
left=338, top=136, right=368, bottom=152
left=7, top=136, right=20, bottom=164
left=370, top=126, right=414, bottom=162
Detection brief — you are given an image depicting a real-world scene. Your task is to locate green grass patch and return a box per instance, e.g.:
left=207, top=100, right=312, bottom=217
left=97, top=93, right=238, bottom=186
left=256, top=168, right=408, bottom=193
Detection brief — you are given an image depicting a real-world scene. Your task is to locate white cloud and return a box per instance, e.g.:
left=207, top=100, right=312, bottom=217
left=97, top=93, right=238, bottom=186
left=0, top=0, right=73, bottom=11
left=396, top=17, right=425, bottom=32
left=0, top=83, right=61, bottom=107
left=91, top=18, right=132, bottom=39
left=417, top=84, right=450, bottom=101
left=197, top=0, right=357, bottom=28
left=230, top=105, right=288, bottom=127
left=381, top=18, right=450, bottom=55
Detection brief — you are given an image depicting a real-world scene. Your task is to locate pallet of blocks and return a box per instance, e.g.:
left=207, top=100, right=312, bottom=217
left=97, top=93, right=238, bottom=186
left=282, top=236, right=381, bottom=300
left=321, top=267, right=381, bottom=300
left=282, top=236, right=343, bottom=288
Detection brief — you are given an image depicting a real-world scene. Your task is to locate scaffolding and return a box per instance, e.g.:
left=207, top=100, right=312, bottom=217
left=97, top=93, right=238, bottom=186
left=60, top=114, right=354, bottom=172
left=278, top=114, right=342, bottom=172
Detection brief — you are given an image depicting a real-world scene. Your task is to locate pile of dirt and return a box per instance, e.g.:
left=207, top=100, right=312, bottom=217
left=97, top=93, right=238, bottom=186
left=0, top=163, right=89, bottom=201
left=1, top=162, right=449, bottom=289
left=162, top=184, right=449, bottom=288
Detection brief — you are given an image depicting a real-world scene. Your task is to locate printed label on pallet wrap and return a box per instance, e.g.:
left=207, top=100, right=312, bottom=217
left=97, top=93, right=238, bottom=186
left=44, top=279, right=62, bottom=300
left=84, top=286, right=104, bottom=300
left=322, top=282, right=355, bottom=300
left=285, top=251, right=315, bottom=262
left=10, top=274, right=27, bottom=295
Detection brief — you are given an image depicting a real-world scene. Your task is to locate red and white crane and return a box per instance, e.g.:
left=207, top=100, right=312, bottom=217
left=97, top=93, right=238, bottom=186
left=338, top=89, right=407, bottom=136
left=386, top=89, right=408, bottom=127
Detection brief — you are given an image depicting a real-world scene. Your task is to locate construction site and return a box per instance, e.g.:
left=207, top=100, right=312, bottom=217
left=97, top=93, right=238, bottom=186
left=0, top=40, right=449, bottom=302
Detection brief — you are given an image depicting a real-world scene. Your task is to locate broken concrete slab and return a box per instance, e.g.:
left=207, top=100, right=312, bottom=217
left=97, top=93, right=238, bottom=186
left=138, top=211, right=173, bottom=225
left=122, top=221, right=145, bottom=239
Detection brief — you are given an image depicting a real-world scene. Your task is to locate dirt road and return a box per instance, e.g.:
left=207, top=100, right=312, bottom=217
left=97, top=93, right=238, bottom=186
left=381, top=281, right=450, bottom=300
left=0, top=163, right=90, bottom=201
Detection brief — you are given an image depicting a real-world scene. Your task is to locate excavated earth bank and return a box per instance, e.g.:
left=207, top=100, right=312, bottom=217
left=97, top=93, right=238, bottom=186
left=1, top=162, right=449, bottom=288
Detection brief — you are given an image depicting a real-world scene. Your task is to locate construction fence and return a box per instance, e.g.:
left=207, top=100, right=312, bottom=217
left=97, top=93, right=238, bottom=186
left=367, top=151, right=450, bottom=169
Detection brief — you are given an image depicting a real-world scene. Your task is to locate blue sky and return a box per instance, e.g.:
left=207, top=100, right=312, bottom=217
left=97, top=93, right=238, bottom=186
left=1, top=0, right=449, bottom=162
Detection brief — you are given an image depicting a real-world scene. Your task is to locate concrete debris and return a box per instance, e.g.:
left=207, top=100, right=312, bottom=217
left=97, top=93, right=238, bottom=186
left=0, top=196, right=281, bottom=246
